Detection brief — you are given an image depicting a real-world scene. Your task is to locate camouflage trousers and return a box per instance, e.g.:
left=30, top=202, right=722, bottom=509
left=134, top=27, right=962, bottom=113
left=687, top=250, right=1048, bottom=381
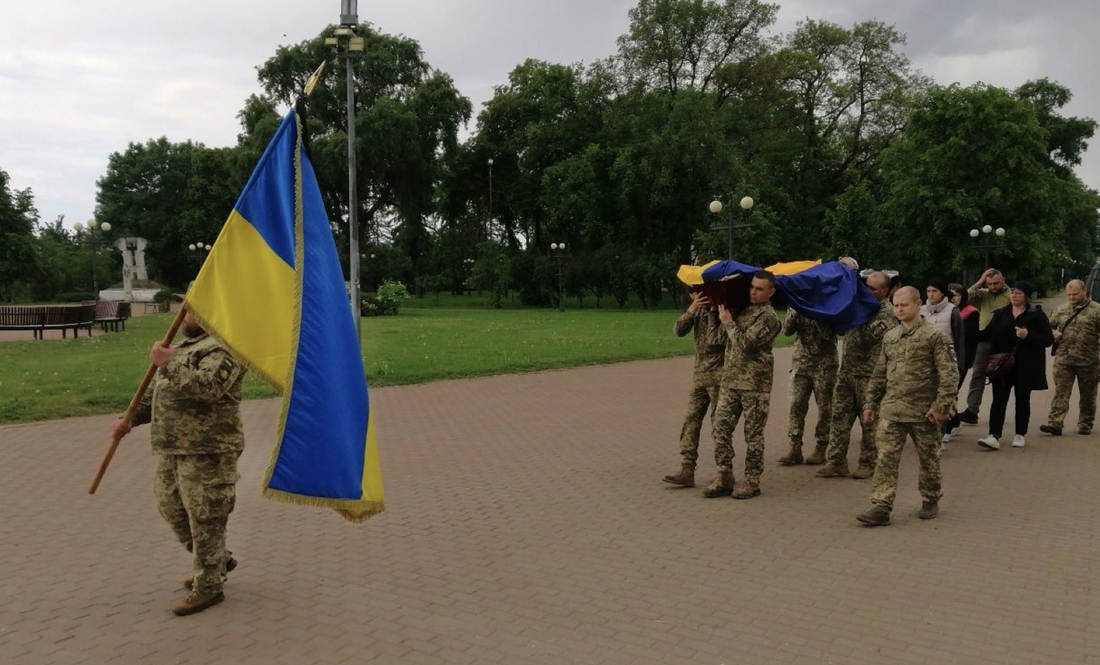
left=155, top=452, right=241, bottom=595
left=787, top=363, right=836, bottom=448
left=826, top=374, right=877, bottom=468
left=1047, top=363, right=1099, bottom=430
left=677, top=378, right=720, bottom=464
left=869, top=419, right=942, bottom=510
left=712, top=387, right=770, bottom=480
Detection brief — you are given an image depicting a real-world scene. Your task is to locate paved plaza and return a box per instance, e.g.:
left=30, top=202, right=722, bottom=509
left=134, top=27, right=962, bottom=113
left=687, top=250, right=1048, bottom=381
left=1, top=349, right=1098, bottom=664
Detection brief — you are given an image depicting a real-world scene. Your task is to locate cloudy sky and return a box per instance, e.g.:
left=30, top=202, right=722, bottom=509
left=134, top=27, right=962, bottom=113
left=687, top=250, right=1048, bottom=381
left=1, top=0, right=1097, bottom=230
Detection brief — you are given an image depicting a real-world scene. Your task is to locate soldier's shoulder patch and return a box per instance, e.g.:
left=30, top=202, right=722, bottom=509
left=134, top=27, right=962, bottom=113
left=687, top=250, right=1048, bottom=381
left=216, top=356, right=237, bottom=382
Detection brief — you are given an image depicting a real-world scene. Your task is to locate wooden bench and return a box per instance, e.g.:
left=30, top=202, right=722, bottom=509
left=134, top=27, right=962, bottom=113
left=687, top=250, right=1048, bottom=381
left=93, top=300, right=131, bottom=332
left=0, top=304, right=97, bottom=339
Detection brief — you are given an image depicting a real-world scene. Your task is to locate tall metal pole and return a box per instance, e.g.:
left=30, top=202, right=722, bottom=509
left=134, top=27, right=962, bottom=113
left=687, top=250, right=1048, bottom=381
left=346, top=49, right=361, bottom=341
left=557, top=256, right=564, bottom=313
left=487, top=158, right=494, bottom=242
left=726, top=220, right=733, bottom=261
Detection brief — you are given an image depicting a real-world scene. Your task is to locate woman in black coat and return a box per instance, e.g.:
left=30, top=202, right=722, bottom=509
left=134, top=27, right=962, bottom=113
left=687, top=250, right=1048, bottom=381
left=976, top=280, right=1054, bottom=450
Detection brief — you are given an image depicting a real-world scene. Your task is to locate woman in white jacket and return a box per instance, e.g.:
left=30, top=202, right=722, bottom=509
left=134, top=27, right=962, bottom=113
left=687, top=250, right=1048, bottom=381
left=921, top=276, right=966, bottom=445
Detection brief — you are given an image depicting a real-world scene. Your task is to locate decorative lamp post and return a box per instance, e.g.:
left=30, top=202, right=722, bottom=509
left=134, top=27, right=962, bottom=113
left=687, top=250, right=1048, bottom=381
left=189, top=241, right=212, bottom=276
left=969, top=225, right=1006, bottom=269
left=487, top=158, right=494, bottom=241
left=72, top=219, right=112, bottom=300
left=550, top=242, right=566, bottom=313
left=709, top=195, right=755, bottom=260
left=325, top=0, right=366, bottom=340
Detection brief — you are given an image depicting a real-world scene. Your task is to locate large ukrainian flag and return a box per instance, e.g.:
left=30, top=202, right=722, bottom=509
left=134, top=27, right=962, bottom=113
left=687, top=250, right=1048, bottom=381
left=185, top=110, right=384, bottom=522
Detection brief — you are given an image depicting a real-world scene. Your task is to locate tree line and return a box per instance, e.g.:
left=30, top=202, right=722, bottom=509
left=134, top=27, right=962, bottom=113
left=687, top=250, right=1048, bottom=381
left=3, top=0, right=1097, bottom=305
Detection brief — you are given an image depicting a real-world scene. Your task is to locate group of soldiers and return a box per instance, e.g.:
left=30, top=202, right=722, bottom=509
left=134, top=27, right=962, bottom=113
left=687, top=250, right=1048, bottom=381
left=663, top=260, right=1100, bottom=526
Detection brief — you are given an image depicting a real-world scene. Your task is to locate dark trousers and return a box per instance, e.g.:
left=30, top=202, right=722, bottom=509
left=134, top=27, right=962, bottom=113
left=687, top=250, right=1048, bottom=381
left=988, top=378, right=1032, bottom=438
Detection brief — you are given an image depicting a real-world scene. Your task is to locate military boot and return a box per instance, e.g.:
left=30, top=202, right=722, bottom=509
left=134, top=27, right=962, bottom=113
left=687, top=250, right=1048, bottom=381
left=702, top=469, right=734, bottom=498
left=804, top=444, right=828, bottom=465
left=184, top=555, right=237, bottom=590
left=850, top=465, right=875, bottom=480
left=856, top=505, right=891, bottom=526
left=918, top=501, right=939, bottom=520
left=662, top=462, right=696, bottom=488
left=816, top=461, right=849, bottom=477
left=731, top=478, right=761, bottom=499
left=778, top=443, right=804, bottom=466
left=172, top=589, right=225, bottom=616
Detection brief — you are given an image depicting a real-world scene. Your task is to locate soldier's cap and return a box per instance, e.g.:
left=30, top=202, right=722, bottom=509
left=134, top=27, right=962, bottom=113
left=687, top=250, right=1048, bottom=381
left=170, top=281, right=196, bottom=303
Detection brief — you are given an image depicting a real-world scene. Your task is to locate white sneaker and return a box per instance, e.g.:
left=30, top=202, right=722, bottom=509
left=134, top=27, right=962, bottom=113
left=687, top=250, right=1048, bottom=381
left=949, top=426, right=962, bottom=436
left=941, top=433, right=953, bottom=445
left=978, top=435, right=1001, bottom=450
left=1012, top=434, right=1025, bottom=448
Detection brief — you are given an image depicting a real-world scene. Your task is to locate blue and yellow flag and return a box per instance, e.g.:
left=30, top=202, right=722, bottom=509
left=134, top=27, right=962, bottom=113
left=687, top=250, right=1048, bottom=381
left=185, top=110, right=384, bottom=522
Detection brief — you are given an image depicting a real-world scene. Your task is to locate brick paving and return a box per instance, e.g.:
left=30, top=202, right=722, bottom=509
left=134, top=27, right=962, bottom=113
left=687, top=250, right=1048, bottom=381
left=1, top=349, right=1099, bottom=664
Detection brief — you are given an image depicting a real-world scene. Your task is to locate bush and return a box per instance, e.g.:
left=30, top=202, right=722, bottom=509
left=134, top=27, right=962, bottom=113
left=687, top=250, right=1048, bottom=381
left=54, top=291, right=95, bottom=303
left=153, top=288, right=176, bottom=305
left=362, top=279, right=410, bottom=316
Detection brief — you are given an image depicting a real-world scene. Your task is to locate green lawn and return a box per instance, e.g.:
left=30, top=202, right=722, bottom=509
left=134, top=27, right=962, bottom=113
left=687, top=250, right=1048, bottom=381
left=0, top=308, right=792, bottom=425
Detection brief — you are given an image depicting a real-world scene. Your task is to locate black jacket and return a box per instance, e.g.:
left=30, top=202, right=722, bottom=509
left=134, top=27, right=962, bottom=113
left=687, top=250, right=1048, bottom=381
left=978, top=304, right=1054, bottom=390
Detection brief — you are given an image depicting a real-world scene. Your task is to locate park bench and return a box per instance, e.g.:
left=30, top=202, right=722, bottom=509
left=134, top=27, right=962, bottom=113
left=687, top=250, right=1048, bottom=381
left=0, top=304, right=97, bottom=339
left=94, top=300, right=131, bottom=332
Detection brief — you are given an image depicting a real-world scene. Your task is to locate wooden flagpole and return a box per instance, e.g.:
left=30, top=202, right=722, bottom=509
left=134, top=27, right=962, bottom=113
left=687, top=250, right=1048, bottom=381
left=88, top=303, right=189, bottom=494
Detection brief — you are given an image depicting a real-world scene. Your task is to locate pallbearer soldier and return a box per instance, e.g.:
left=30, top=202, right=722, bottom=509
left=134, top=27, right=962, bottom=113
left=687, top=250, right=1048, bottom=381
left=858, top=286, right=958, bottom=526
left=778, top=308, right=837, bottom=465
left=703, top=271, right=781, bottom=500
left=1041, top=279, right=1100, bottom=436
left=817, top=271, right=898, bottom=479
left=664, top=288, right=727, bottom=487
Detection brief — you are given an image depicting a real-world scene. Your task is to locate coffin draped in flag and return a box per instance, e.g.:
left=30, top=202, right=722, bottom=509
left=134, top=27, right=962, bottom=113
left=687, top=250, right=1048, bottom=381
left=682, top=259, right=881, bottom=333
left=185, top=110, right=384, bottom=522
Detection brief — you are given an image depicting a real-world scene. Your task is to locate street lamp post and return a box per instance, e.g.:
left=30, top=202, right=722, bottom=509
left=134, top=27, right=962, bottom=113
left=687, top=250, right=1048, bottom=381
left=487, top=158, right=494, bottom=241
left=550, top=242, right=566, bottom=313
left=325, top=0, right=366, bottom=340
left=708, top=195, right=755, bottom=260
left=969, top=224, right=1006, bottom=269
left=72, top=219, right=112, bottom=301
left=188, top=241, right=212, bottom=277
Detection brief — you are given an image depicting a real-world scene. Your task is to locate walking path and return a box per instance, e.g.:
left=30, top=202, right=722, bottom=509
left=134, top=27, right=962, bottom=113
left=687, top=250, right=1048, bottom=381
left=1, top=348, right=1098, bottom=664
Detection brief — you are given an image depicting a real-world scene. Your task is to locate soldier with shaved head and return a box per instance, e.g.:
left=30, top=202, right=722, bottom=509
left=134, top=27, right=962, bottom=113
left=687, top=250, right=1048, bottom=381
left=858, top=286, right=959, bottom=526
left=1040, top=279, right=1100, bottom=436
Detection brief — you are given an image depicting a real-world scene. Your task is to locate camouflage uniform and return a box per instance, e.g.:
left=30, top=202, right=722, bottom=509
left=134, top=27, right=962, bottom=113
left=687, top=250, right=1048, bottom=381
left=1047, top=300, right=1100, bottom=431
left=864, top=319, right=959, bottom=510
left=133, top=333, right=246, bottom=596
left=782, top=310, right=837, bottom=450
left=674, top=308, right=727, bottom=463
left=712, top=303, right=781, bottom=481
left=825, top=300, right=899, bottom=470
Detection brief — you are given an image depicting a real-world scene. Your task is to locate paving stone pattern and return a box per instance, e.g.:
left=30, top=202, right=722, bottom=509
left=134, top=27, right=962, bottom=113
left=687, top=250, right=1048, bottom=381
left=1, top=350, right=1098, bottom=664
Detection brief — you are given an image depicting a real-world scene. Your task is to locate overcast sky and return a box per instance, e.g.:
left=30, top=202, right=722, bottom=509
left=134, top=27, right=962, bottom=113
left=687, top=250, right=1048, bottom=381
left=2, top=0, right=1097, bottom=230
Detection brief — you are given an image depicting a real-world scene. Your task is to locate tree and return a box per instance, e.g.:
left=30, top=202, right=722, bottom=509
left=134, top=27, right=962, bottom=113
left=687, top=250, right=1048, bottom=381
left=0, top=170, right=40, bottom=301
left=252, top=25, right=471, bottom=292
left=95, top=139, right=242, bottom=287
left=836, top=83, right=1099, bottom=280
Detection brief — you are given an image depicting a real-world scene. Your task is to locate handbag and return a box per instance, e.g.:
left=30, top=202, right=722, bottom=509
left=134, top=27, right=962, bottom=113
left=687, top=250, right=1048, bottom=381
left=985, top=349, right=1016, bottom=382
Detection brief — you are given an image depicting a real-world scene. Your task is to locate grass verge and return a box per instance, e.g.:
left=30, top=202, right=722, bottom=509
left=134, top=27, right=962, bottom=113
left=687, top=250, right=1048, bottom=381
left=0, top=308, right=792, bottom=425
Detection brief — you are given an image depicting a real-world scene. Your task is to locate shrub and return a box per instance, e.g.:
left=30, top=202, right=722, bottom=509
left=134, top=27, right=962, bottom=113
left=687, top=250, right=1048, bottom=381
left=362, top=279, right=410, bottom=316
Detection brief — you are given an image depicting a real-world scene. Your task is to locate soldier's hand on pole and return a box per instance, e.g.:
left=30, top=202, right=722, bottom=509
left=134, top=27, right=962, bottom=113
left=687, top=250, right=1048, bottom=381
left=110, top=418, right=132, bottom=440
left=862, top=409, right=876, bottom=424
left=149, top=341, right=175, bottom=367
